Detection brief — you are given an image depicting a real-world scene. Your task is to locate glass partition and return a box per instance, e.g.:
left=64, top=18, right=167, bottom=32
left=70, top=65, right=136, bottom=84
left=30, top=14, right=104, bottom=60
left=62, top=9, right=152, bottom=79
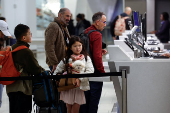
left=36, top=0, right=60, bottom=30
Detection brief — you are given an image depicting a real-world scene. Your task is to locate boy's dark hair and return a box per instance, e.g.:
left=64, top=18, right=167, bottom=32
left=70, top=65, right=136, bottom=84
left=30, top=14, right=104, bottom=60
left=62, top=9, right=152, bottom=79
left=0, top=17, right=6, bottom=21
left=162, top=12, right=169, bottom=20
left=14, top=24, right=29, bottom=40
left=65, top=35, right=88, bottom=63
left=92, top=12, right=105, bottom=23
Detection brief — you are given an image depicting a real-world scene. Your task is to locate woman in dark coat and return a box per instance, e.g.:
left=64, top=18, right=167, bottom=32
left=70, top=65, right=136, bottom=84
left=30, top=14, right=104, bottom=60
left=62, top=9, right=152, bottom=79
left=155, top=12, right=170, bottom=43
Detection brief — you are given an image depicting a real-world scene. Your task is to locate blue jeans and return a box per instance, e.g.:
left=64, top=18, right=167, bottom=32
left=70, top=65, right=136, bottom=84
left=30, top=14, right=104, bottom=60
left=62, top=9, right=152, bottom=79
left=0, top=84, right=3, bottom=108
left=79, top=81, right=103, bottom=113
left=117, top=102, right=120, bottom=113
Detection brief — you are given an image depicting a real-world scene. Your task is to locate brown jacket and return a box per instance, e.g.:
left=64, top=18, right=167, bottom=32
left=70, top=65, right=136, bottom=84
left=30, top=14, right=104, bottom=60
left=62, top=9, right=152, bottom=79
left=45, top=17, right=70, bottom=66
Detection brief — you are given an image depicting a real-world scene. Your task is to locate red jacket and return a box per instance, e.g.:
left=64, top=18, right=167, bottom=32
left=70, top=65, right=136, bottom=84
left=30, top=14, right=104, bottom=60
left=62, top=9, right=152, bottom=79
left=85, top=25, right=105, bottom=73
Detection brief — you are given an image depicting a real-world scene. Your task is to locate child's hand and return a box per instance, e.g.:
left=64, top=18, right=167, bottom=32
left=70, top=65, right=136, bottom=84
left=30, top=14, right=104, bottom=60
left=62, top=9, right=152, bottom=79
left=63, top=71, right=67, bottom=75
left=75, top=78, right=81, bottom=87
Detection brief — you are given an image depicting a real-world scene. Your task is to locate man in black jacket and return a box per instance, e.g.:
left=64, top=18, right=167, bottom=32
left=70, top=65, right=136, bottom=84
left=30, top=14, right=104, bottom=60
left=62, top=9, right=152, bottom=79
left=110, top=7, right=132, bottom=40
left=82, top=14, right=91, bottom=29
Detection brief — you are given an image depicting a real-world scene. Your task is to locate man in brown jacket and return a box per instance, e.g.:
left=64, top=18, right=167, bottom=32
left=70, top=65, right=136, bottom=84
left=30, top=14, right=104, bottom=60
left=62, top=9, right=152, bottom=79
left=45, top=8, right=71, bottom=73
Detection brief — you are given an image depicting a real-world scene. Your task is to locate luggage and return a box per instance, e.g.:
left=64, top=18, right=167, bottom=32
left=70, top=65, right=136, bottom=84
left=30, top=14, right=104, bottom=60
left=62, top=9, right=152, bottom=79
left=79, top=30, right=96, bottom=57
left=79, top=30, right=107, bottom=58
left=36, top=107, right=59, bottom=113
left=33, top=71, right=59, bottom=113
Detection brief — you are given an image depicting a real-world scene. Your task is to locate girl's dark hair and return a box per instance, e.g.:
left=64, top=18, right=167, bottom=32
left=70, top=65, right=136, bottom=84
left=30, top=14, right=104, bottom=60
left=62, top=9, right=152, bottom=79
left=65, top=35, right=88, bottom=63
left=162, top=12, right=169, bottom=20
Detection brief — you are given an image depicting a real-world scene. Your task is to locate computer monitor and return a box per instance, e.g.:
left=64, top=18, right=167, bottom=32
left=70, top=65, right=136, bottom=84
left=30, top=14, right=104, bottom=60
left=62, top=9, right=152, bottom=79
left=139, top=14, right=142, bottom=30
left=142, top=12, right=147, bottom=42
left=132, top=11, right=140, bottom=32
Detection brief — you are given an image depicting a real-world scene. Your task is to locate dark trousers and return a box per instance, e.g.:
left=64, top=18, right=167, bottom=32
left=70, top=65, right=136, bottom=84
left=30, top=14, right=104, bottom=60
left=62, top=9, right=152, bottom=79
left=8, top=92, right=32, bottom=113
left=79, top=81, right=103, bottom=113
left=49, top=66, right=67, bottom=113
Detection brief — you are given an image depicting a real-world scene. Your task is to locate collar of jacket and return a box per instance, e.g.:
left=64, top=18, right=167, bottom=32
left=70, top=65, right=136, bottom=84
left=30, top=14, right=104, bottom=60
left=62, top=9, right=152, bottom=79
left=54, top=17, right=67, bottom=28
left=91, top=25, right=102, bottom=34
left=16, top=40, right=30, bottom=48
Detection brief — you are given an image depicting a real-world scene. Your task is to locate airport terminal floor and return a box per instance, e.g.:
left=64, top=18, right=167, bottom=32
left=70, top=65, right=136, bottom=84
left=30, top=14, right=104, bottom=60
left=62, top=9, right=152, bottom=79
left=0, top=52, right=118, bottom=113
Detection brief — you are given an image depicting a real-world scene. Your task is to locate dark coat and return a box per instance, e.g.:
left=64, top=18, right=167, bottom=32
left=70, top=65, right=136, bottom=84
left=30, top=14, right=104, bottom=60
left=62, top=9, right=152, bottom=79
left=156, top=20, right=170, bottom=43
left=83, top=19, right=91, bottom=29
left=67, top=19, right=75, bottom=35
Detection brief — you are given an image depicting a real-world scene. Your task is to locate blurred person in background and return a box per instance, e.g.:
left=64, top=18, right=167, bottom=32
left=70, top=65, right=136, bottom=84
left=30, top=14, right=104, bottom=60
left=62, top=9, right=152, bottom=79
left=75, top=14, right=85, bottom=36
left=0, top=20, right=12, bottom=108
left=151, top=12, right=170, bottom=43
left=67, top=14, right=75, bottom=35
left=81, top=14, right=91, bottom=29
left=110, top=7, right=132, bottom=40
left=0, top=17, right=13, bottom=45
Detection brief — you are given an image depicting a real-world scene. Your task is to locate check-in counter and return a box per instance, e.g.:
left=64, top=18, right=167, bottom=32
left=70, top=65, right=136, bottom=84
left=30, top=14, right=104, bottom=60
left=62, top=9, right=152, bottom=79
left=108, top=44, right=170, bottom=113
left=117, top=32, right=170, bottom=50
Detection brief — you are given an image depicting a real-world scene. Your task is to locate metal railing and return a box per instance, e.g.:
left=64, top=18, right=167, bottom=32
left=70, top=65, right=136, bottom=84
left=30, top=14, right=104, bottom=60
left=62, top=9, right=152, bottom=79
left=0, top=70, right=127, bottom=113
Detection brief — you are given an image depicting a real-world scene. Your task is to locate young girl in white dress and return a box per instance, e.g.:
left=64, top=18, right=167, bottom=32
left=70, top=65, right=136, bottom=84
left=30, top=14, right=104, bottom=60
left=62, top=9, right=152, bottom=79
left=54, top=35, right=94, bottom=113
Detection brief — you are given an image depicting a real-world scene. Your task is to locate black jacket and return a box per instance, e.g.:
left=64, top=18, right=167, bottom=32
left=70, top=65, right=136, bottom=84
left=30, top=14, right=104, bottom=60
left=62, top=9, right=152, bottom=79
left=156, top=20, right=170, bottom=43
left=83, top=19, right=91, bottom=29
left=67, top=19, right=75, bottom=35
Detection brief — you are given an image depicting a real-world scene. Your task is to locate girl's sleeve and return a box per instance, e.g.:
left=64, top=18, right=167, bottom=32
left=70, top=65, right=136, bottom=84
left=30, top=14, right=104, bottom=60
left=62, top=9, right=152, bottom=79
left=79, top=56, right=94, bottom=82
left=84, top=56, right=94, bottom=73
left=54, top=60, right=65, bottom=74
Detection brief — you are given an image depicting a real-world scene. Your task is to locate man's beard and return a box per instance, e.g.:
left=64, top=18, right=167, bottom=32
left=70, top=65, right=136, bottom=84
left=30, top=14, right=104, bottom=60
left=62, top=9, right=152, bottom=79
left=61, top=15, right=69, bottom=26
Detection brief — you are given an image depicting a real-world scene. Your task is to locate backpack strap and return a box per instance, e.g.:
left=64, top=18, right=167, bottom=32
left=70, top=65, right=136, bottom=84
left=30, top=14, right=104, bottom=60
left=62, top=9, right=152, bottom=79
left=80, top=30, right=98, bottom=36
left=11, top=45, right=28, bottom=53
left=11, top=45, right=28, bottom=73
left=86, top=30, right=97, bottom=36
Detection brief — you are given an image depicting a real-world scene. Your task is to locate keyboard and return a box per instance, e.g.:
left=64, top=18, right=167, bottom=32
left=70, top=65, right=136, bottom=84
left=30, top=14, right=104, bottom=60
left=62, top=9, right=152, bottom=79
left=153, top=56, right=169, bottom=59
left=147, top=42, right=158, bottom=45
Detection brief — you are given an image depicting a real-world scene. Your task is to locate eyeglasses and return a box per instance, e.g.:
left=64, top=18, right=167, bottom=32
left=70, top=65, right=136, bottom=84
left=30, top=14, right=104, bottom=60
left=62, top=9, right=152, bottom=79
left=99, top=20, right=106, bottom=24
left=28, top=32, right=32, bottom=36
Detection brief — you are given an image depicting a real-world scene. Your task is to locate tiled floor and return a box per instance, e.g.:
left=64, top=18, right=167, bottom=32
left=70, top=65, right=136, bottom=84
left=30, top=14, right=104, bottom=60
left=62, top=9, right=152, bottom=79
left=0, top=52, right=117, bottom=113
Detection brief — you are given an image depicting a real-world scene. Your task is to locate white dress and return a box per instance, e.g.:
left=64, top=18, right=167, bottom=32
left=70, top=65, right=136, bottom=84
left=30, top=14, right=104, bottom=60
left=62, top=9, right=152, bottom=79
left=54, top=56, right=94, bottom=105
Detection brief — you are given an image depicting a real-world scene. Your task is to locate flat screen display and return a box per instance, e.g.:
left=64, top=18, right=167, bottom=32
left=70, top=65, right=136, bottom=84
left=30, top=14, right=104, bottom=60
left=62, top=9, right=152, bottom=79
left=133, top=11, right=140, bottom=32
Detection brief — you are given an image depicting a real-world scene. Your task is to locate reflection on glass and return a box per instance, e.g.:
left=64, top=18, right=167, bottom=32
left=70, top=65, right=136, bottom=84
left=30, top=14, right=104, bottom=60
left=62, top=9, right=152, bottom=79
left=0, top=0, right=1, bottom=16
left=36, top=0, right=61, bottom=30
